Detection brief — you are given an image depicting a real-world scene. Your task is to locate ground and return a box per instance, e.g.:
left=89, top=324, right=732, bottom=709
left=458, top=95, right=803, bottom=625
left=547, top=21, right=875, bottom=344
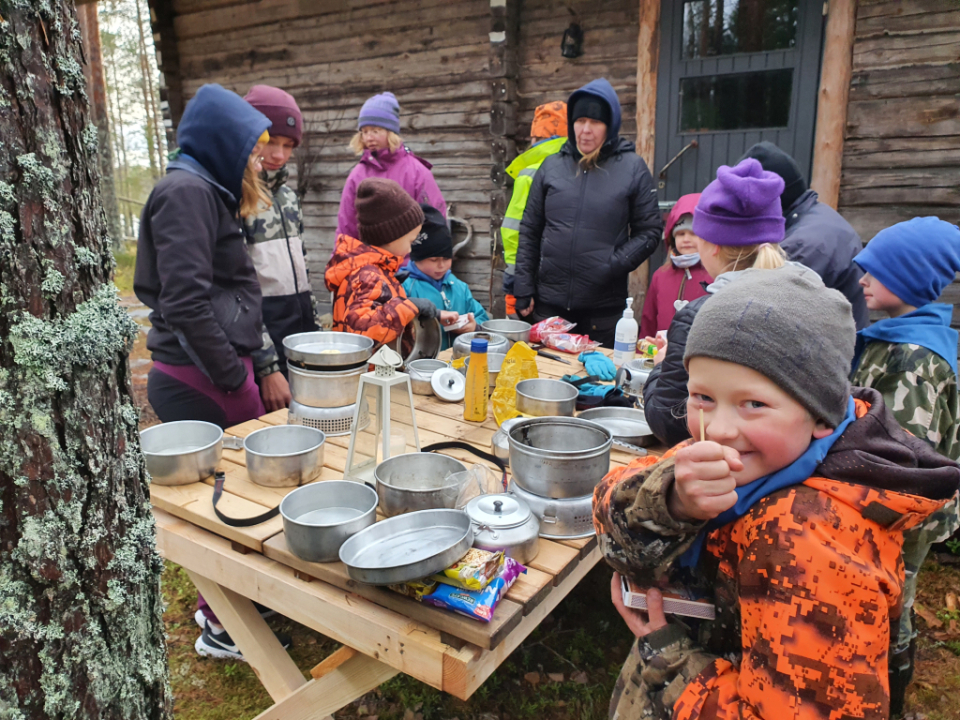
left=118, top=244, right=960, bottom=719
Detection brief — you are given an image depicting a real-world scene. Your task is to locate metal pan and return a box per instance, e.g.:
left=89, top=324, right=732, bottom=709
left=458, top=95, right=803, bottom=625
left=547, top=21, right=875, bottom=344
left=283, top=331, right=374, bottom=367
left=338, top=509, right=473, bottom=585
left=577, top=407, right=656, bottom=447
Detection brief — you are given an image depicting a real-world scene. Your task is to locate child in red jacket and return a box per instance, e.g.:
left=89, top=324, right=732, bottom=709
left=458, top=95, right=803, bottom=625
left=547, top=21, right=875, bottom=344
left=639, top=194, right=712, bottom=339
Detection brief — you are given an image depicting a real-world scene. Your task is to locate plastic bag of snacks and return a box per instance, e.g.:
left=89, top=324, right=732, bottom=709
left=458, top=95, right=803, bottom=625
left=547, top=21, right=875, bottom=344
left=433, top=548, right=504, bottom=591
left=529, top=316, right=575, bottom=344
left=542, top=332, right=600, bottom=355
left=492, top=341, right=539, bottom=425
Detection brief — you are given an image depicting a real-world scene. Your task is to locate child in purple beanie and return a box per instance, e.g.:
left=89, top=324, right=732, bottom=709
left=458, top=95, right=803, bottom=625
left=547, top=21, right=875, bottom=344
left=336, top=92, right=447, bottom=242
left=643, top=158, right=790, bottom=447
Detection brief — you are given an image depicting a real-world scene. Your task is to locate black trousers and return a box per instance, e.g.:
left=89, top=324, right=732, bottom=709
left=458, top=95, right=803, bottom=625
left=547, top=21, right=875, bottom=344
left=531, top=300, right=621, bottom=349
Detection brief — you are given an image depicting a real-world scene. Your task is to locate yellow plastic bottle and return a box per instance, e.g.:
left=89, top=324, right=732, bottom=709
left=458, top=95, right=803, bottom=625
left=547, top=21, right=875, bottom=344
left=464, top=338, right=489, bottom=422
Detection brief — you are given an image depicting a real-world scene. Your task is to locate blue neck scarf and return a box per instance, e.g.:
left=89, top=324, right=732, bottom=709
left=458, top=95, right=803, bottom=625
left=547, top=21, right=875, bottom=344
left=679, top=396, right=857, bottom=568
left=406, top=262, right=450, bottom=292
left=854, top=304, right=958, bottom=376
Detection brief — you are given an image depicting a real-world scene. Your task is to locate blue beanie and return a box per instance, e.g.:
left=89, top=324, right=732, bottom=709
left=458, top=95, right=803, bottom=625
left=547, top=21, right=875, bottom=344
left=855, top=217, right=960, bottom=308
left=358, top=92, right=401, bottom=134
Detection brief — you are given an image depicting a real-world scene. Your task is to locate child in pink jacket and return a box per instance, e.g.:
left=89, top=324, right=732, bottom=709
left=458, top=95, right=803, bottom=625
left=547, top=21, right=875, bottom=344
left=336, top=92, right=447, bottom=241
left=639, top=193, right=713, bottom=338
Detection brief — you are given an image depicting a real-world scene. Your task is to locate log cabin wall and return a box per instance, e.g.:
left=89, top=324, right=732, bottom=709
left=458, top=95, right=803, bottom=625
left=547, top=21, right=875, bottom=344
left=150, top=0, right=494, bottom=306
left=838, top=0, right=960, bottom=242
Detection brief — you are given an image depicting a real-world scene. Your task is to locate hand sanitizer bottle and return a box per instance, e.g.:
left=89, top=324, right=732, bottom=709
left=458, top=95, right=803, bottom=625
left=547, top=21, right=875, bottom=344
left=613, top=297, right=638, bottom=367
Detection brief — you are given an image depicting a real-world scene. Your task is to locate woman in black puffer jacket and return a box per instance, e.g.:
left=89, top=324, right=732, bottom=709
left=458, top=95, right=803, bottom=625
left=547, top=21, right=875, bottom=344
left=514, top=78, right=662, bottom=347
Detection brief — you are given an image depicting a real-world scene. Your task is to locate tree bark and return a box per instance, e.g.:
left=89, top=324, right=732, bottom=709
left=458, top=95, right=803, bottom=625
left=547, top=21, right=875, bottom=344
left=0, top=3, right=172, bottom=718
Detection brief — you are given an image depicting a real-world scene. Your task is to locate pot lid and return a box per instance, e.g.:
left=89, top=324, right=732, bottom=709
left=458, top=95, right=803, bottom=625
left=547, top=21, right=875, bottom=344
left=466, top=494, right=532, bottom=528
left=431, top=367, right=465, bottom=402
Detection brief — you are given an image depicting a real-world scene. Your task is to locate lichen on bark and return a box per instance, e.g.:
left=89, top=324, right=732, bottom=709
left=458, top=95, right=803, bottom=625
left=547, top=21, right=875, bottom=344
left=0, top=2, right=171, bottom=718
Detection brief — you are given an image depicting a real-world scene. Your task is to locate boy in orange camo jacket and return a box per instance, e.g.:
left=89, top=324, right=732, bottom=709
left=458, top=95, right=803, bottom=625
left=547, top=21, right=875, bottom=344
left=593, top=265, right=960, bottom=720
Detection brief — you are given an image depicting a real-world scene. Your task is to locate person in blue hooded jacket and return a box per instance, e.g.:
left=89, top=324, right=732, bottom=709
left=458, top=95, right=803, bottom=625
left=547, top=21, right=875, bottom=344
left=135, top=83, right=290, bottom=429
left=513, top=78, right=663, bottom=347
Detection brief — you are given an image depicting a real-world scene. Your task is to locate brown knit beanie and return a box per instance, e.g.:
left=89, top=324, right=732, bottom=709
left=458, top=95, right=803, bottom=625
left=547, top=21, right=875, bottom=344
left=355, top=178, right=425, bottom=247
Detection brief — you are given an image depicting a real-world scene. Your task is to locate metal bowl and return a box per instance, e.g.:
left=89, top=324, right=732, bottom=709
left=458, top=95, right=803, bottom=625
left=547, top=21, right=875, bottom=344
left=461, top=352, right=506, bottom=388
left=338, top=509, right=474, bottom=585
left=288, top=363, right=366, bottom=408
left=284, top=332, right=374, bottom=367
left=244, top=426, right=326, bottom=488
left=451, top=332, right=510, bottom=360
left=515, top=378, right=578, bottom=417
left=374, top=452, right=468, bottom=517
left=392, top=316, right=442, bottom=365
left=508, top=416, right=613, bottom=498
left=480, top=319, right=531, bottom=347
left=578, top=407, right=656, bottom=447
left=140, top=421, right=223, bottom=486
left=406, top=359, right=448, bottom=395
left=280, top=481, right=378, bottom=563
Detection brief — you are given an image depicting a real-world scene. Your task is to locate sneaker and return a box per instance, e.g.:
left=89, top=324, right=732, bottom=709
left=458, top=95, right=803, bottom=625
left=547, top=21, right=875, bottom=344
left=194, top=605, right=277, bottom=630
left=194, top=623, right=292, bottom=662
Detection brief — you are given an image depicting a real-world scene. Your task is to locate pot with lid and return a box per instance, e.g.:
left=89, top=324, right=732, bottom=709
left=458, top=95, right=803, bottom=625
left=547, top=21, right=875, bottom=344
left=452, top=332, right=509, bottom=360
left=465, top=494, right=540, bottom=564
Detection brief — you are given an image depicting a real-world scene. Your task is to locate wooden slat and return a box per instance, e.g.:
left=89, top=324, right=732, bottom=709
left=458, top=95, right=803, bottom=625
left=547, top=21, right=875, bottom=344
left=525, top=540, right=580, bottom=586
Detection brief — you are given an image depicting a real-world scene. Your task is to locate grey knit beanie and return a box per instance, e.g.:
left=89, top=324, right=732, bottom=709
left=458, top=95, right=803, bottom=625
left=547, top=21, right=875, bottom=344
left=683, top=265, right=855, bottom=427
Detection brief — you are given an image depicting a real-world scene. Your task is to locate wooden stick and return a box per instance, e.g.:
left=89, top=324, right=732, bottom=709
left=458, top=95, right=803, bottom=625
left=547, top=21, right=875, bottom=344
left=699, top=406, right=705, bottom=443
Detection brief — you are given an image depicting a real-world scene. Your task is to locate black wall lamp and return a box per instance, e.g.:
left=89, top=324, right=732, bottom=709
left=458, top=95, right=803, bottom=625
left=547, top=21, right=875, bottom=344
left=561, top=23, right=583, bottom=58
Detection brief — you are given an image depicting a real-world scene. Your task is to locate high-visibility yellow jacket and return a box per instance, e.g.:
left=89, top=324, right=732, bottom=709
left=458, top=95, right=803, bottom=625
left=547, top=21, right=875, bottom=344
left=501, top=137, right=566, bottom=283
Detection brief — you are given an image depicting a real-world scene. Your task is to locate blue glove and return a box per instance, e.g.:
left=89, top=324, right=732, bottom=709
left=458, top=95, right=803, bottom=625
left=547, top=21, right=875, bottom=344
left=578, top=351, right=616, bottom=381
left=577, top=383, right=615, bottom=398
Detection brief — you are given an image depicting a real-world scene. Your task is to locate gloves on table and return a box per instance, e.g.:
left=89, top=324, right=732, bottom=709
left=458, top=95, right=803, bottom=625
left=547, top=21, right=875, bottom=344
left=578, top=351, right=616, bottom=381
left=578, top=383, right=615, bottom=398
left=409, top=297, right=439, bottom=320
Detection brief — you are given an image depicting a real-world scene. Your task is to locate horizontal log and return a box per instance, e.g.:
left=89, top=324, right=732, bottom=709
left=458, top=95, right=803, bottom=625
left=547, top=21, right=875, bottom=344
left=857, top=0, right=956, bottom=21
left=838, top=204, right=960, bottom=241
left=839, top=185, right=960, bottom=206
left=842, top=136, right=960, bottom=169
left=857, top=10, right=960, bottom=37
left=850, top=63, right=960, bottom=100
left=295, top=82, right=492, bottom=112
left=841, top=166, right=960, bottom=190
left=853, top=30, right=960, bottom=70
left=846, top=97, right=960, bottom=138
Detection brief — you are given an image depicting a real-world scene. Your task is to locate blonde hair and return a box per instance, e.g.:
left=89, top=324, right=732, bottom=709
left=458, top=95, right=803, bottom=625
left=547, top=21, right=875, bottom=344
left=578, top=145, right=602, bottom=171
left=240, top=155, right=271, bottom=218
left=714, top=242, right=787, bottom=273
left=349, top=130, right=403, bottom=155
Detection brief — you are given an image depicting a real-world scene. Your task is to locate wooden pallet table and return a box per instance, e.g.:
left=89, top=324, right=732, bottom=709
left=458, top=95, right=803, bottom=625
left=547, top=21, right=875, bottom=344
left=149, top=348, right=658, bottom=719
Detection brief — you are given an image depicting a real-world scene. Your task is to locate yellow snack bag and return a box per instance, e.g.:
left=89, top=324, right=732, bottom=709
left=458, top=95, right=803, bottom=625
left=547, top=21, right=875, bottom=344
left=492, top=341, right=539, bottom=425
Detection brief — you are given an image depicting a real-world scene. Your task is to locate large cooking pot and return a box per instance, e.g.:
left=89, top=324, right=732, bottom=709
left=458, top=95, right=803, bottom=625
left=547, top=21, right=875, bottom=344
left=509, top=480, right=595, bottom=539
left=288, top=363, right=366, bottom=408
left=283, top=331, right=374, bottom=367
left=392, top=316, right=442, bottom=365
left=452, top=332, right=509, bottom=360
left=280, top=481, right=378, bottom=562
left=140, top=420, right=223, bottom=486
left=508, top=416, right=612, bottom=498
left=244, top=425, right=325, bottom=488
left=374, top=452, right=467, bottom=517
left=465, top=493, right=540, bottom=564
left=515, top=378, right=578, bottom=417
left=480, top=319, right=531, bottom=348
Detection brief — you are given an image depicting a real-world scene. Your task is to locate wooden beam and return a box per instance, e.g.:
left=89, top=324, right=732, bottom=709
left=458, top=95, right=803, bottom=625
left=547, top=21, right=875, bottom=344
left=811, top=0, right=858, bottom=209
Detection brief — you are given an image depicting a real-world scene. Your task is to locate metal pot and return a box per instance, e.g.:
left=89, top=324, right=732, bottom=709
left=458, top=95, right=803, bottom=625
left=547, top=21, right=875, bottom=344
left=280, top=481, right=378, bottom=562
left=491, top=418, right=522, bottom=466
left=480, top=319, right=531, bottom=348
left=374, top=452, right=468, bottom=517
left=451, top=331, right=509, bottom=360
left=577, top=407, right=656, bottom=447
left=461, top=352, right=506, bottom=388
left=508, top=416, right=613, bottom=498
left=515, top=378, right=578, bottom=417
left=288, top=363, right=366, bottom=408
left=465, top=493, right=540, bottom=564
left=616, top=358, right=654, bottom=398
left=283, top=331, right=374, bottom=367
left=407, top=359, right=448, bottom=395
left=392, top=316, right=442, bottom=365
left=244, top=425, right=325, bottom=488
left=140, top=421, right=223, bottom=486
left=509, top=480, right=595, bottom=539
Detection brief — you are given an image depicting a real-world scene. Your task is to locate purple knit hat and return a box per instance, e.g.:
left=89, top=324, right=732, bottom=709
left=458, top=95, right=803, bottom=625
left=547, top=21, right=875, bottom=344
left=692, top=158, right=786, bottom=246
left=243, top=85, right=303, bottom=147
left=358, top=92, right=401, bottom=134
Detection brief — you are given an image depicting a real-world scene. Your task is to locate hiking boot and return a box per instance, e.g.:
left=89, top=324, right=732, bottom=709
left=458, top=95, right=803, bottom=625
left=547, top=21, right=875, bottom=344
left=195, top=623, right=292, bottom=662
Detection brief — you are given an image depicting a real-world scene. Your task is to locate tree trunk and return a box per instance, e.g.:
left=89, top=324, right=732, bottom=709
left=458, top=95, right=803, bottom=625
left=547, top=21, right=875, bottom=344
left=0, top=3, right=172, bottom=718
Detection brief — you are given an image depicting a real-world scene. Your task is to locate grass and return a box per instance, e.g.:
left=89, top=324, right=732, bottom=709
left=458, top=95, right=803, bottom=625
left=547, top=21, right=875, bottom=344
left=113, top=241, right=138, bottom=295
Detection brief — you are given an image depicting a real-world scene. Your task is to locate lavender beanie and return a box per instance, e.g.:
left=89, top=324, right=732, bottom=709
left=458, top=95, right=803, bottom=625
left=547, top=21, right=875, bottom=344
left=358, top=92, right=401, bottom=134
left=692, top=158, right=786, bottom=247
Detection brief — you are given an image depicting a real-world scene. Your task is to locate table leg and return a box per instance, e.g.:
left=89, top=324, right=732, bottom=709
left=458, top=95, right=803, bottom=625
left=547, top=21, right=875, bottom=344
left=252, top=651, right=398, bottom=720
left=186, top=570, right=307, bottom=702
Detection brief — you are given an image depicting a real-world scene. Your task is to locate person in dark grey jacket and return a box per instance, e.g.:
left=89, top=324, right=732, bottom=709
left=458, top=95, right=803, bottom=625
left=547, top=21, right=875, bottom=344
left=135, top=84, right=285, bottom=429
left=514, top=78, right=662, bottom=347
left=742, top=142, right=869, bottom=329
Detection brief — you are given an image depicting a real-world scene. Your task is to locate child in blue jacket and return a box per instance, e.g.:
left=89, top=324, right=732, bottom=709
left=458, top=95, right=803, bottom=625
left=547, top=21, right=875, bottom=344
left=402, top=204, right=489, bottom=350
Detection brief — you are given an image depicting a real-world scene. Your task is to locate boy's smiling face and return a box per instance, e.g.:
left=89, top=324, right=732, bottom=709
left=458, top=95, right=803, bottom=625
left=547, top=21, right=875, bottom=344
left=415, top=256, right=452, bottom=281
left=686, top=357, right=832, bottom=485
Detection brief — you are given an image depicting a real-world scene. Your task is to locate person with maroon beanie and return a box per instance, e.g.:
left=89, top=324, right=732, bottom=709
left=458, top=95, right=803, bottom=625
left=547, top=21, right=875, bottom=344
left=241, top=85, right=316, bottom=400
left=639, top=193, right=713, bottom=339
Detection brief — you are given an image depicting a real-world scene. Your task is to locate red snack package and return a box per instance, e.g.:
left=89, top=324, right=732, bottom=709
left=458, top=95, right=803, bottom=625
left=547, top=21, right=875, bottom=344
left=529, top=316, right=575, bottom=344
left=543, top=333, right=600, bottom=354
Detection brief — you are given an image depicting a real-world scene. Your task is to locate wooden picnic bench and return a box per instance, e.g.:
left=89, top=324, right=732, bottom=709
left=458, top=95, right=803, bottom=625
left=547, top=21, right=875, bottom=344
left=150, top=349, right=655, bottom=719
